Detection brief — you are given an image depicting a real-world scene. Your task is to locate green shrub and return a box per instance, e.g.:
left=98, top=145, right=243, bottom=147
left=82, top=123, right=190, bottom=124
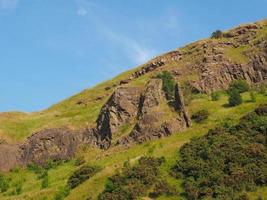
left=14, top=181, right=23, bottom=195
left=172, top=106, right=267, bottom=199
left=228, top=80, right=249, bottom=93
left=41, top=176, right=49, bottom=189
left=149, top=180, right=176, bottom=198
left=157, top=71, right=175, bottom=101
left=98, top=157, right=165, bottom=200
left=0, top=174, right=9, bottom=193
left=74, top=156, right=86, bottom=166
left=228, top=88, right=242, bottom=106
left=54, top=186, right=70, bottom=200
left=255, top=104, right=267, bottom=116
left=211, top=91, right=220, bottom=101
left=250, top=91, right=256, bottom=102
left=258, top=84, right=266, bottom=95
left=191, top=109, right=209, bottom=123
left=211, top=30, right=223, bottom=39
left=67, top=165, right=100, bottom=189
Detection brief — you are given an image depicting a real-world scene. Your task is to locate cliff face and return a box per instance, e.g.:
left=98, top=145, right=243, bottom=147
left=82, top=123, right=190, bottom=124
left=0, top=19, right=266, bottom=172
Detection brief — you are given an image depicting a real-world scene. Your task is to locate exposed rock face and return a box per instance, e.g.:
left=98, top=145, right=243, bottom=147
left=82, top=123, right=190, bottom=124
left=20, top=128, right=93, bottom=165
left=96, top=87, right=142, bottom=148
left=0, top=128, right=97, bottom=171
left=118, top=79, right=190, bottom=145
left=174, top=83, right=191, bottom=127
left=0, top=144, right=21, bottom=172
left=1, top=20, right=266, bottom=172
left=119, top=61, right=165, bottom=85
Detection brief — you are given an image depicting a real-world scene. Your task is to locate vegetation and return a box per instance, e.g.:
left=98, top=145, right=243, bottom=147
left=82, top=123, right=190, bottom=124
left=98, top=157, right=165, bottom=200
left=228, top=88, right=243, bottom=106
left=0, top=19, right=266, bottom=200
left=157, top=71, right=175, bottom=101
left=191, top=109, right=209, bottom=123
left=250, top=91, right=257, bottom=102
left=172, top=104, right=267, bottom=199
left=211, top=91, right=221, bottom=101
left=0, top=174, right=9, bottom=193
left=211, top=30, right=223, bottom=39
left=228, top=80, right=250, bottom=93
left=67, top=165, right=100, bottom=189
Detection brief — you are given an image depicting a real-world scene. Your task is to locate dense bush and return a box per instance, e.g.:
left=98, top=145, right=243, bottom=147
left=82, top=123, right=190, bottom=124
left=54, top=186, right=70, bottom=200
left=67, top=165, right=100, bottom=189
left=149, top=179, right=177, bottom=198
left=98, top=157, right=165, bottom=200
left=0, top=174, right=9, bottom=193
left=255, top=104, right=267, bottom=116
left=211, top=91, right=220, bottom=101
left=157, top=71, right=175, bottom=101
left=211, top=30, right=223, bottom=39
left=191, top=109, right=209, bottom=123
left=172, top=105, right=267, bottom=199
left=228, top=80, right=249, bottom=93
left=228, top=88, right=243, bottom=106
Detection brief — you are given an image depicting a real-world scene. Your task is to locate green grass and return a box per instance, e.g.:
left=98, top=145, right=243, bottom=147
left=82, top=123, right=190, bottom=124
left=224, top=45, right=250, bottom=64
left=0, top=19, right=266, bottom=200
left=1, top=92, right=266, bottom=200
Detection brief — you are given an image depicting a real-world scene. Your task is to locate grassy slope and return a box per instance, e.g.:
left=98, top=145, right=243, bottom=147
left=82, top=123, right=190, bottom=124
left=0, top=20, right=266, bottom=143
left=0, top=19, right=266, bottom=200
left=1, top=92, right=266, bottom=200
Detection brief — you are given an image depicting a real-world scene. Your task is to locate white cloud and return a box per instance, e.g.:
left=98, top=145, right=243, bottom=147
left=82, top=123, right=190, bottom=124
left=0, top=0, right=19, bottom=10
left=77, top=7, right=87, bottom=16
left=75, top=0, right=156, bottom=65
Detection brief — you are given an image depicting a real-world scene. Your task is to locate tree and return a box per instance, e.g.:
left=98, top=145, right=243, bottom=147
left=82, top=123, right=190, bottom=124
left=229, top=80, right=249, bottom=93
left=211, top=30, right=223, bottom=39
left=228, top=88, right=242, bottom=106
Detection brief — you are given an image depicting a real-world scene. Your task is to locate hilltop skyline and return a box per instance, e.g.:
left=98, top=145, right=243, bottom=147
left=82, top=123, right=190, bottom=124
left=0, top=0, right=266, bottom=112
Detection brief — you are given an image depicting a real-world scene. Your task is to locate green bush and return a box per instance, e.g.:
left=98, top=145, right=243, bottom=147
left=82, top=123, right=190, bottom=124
left=41, top=176, right=49, bottom=189
left=211, top=30, right=223, bottom=39
left=228, top=88, right=243, bottom=106
left=149, top=179, right=176, bottom=198
left=211, top=91, right=220, bottom=101
left=258, top=84, right=266, bottom=95
left=228, top=80, right=249, bottom=93
left=0, top=174, right=9, bottom=193
left=54, top=186, right=70, bottom=200
left=67, top=165, right=100, bottom=189
left=98, top=157, right=165, bottom=200
left=172, top=106, right=267, bottom=199
left=191, top=109, right=209, bottom=123
left=157, top=71, right=175, bottom=101
left=250, top=91, right=256, bottom=102
left=255, top=104, right=267, bottom=116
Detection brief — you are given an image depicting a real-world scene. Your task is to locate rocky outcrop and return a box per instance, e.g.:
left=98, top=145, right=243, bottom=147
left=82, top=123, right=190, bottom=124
left=19, top=128, right=96, bottom=165
left=96, top=87, right=142, bottom=148
left=2, top=20, right=266, bottom=172
left=0, top=128, right=97, bottom=171
left=119, top=61, right=165, bottom=85
left=118, top=79, right=190, bottom=145
left=0, top=144, right=21, bottom=172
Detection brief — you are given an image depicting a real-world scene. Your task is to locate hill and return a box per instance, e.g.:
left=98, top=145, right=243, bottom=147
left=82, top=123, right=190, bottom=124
left=0, top=19, right=266, bottom=200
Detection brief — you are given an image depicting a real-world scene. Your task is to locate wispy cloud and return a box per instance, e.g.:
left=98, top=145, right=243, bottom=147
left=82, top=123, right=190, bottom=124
left=0, top=0, right=19, bottom=10
left=75, top=0, right=155, bottom=65
left=77, top=7, right=87, bottom=16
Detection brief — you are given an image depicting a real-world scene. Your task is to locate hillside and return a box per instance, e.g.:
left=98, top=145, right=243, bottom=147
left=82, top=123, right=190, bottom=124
left=0, top=19, right=266, bottom=200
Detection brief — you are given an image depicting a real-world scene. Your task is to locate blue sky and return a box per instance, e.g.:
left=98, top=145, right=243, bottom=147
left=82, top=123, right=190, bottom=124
left=0, top=0, right=266, bottom=112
